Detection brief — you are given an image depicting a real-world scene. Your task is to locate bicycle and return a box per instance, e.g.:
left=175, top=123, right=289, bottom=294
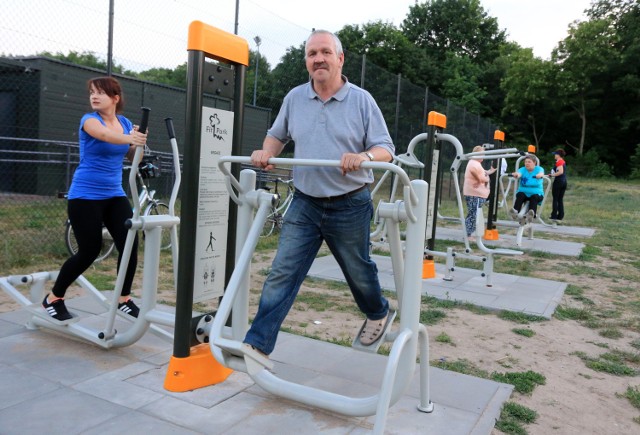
left=260, top=177, right=295, bottom=237
left=64, top=157, right=172, bottom=262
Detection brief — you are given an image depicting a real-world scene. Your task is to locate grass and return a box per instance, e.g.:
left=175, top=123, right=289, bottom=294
left=431, top=357, right=546, bottom=396
left=621, top=386, right=640, bottom=409
left=498, top=311, right=547, bottom=324
left=572, top=351, right=639, bottom=376
left=512, top=328, right=536, bottom=338
left=495, top=401, right=538, bottom=435
left=491, top=370, right=546, bottom=395
left=435, top=331, right=454, bottom=344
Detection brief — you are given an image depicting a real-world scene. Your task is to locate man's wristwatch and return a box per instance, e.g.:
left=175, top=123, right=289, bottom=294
left=363, top=151, right=374, bottom=161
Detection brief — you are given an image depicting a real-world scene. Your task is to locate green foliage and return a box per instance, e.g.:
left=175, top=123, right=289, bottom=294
left=401, top=0, right=506, bottom=64
left=435, top=331, right=454, bottom=344
left=38, top=50, right=130, bottom=74
left=491, top=370, right=546, bottom=394
left=571, top=149, right=613, bottom=178
left=572, top=350, right=639, bottom=376
left=599, top=328, right=624, bottom=339
left=554, top=306, right=594, bottom=321
left=500, top=48, right=558, bottom=143
left=134, top=63, right=188, bottom=88
left=337, top=21, right=433, bottom=87
left=623, top=386, right=640, bottom=409
left=495, top=401, right=538, bottom=435
left=494, top=419, right=527, bottom=435
left=630, top=144, right=640, bottom=179
left=430, top=358, right=489, bottom=378
left=17, top=0, right=640, bottom=177
left=400, top=0, right=506, bottom=114
left=420, top=309, right=447, bottom=325
left=501, top=401, right=538, bottom=423
left=498, top=311, right=547, bottom=324
left=512, top=328, right=536, bottom=338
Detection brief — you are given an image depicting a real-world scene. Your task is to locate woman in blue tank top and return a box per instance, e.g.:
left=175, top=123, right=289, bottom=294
left=43, top=77, right=147, bottom=321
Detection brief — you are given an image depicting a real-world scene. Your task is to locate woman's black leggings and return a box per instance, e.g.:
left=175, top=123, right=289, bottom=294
left=52, top=197, right=138, bottom=298
left=513, top=192, right=544, bottom=217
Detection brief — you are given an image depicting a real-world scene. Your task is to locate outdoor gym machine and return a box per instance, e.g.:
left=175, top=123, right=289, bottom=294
left=418, top=112, right=523, bottom=285
left=0, top=109, right=182, bottom=348
left=163, top=20, right=249, bottom=391
left=498, top=151, right=554, bottom=246
left=207, top=156, right=432, bottom=434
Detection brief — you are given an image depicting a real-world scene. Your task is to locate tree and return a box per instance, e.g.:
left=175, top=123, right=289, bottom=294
left=553, top=18, right=620, bottom=156
left=587, top=0, right=640, bottom=175
left=440, top=52, right=486, bottom=113
left=135, top=63, right=187, bottom=88
left=501, top=48, right=558, bottom=149
left=264, top=44, right=308, bottom=117
left=337, top=21, right=435, bottom=87
left=245, top=49, right=272, bottom=107
left=401, top=0, right=505, bottom=64
left=401, top=0, right=507, bottom=113
left=37, top=50, right=129, bottom=74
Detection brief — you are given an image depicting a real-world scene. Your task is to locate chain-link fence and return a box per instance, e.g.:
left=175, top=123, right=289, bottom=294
left=1, top=0, right=502, bottom=269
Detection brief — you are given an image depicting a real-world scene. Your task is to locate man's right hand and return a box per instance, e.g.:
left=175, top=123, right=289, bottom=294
left=251, top=149, right=276, bottom=171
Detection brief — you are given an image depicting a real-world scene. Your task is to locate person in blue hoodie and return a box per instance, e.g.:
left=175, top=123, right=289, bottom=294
left=43, top=77, right=147, bottom=321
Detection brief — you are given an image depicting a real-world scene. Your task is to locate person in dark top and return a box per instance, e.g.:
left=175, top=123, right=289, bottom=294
left=549, top=149, right=567, bottom=221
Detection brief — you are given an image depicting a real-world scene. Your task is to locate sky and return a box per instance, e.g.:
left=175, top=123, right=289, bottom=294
left=1, top=0, right=593, bottom=71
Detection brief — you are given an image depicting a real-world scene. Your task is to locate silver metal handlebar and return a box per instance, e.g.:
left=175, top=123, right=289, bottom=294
left=217, top=156, right=419, bottom=222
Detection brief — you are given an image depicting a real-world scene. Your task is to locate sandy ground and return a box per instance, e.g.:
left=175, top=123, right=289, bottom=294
left=2, top=246, right=639, bottom=435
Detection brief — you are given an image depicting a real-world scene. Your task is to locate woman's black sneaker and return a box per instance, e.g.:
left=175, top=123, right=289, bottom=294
left=42, top=295, right=73, bottom=321
left=118, top=299, right=140, bottom=318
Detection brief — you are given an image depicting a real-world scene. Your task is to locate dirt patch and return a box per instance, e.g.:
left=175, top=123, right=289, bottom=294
left=2, top=242, right=639, bottom=435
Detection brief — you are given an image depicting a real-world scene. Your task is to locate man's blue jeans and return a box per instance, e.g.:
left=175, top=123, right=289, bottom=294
left=244, top=188, right=389, bottom=355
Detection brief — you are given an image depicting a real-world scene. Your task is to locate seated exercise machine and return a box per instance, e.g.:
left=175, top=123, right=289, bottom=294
left=498, top=154, right=553, bottom=246
left=435, top=138, right=524, bottom=285
left=199, top=156, right=432, bottom=434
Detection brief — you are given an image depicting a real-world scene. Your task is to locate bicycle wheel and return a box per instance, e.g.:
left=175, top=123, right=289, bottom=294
left=145, top=202, right=172, bottom=250
left=260, top=208, right=277, bottom=237
left=65, top=221, right=115, bottom=262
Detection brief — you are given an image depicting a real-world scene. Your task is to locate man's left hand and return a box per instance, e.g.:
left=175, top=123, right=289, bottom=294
left=340, top=152, right=368, bottom=176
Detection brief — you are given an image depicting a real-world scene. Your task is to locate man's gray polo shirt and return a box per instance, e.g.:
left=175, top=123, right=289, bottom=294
left=267, top=77, right=395, bottom=198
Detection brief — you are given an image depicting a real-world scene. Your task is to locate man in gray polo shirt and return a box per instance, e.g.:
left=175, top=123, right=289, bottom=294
left=244, top=29, right=395, bottom=357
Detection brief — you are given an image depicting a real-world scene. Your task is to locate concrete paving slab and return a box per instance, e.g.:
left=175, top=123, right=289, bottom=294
left=0, top=363, right=60, bottom=410
left=0, top=388, right=130, bottom=435
left=436, top=227, right=585, bottom=256
left=495, top=220, right=596, bottom=237
left=0, top=303, right=513, bottom=435
left=308, top=254, right=566, bottom=319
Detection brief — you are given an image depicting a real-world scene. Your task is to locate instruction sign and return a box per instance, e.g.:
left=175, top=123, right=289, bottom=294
left=193, top=107, right=233, bottom=302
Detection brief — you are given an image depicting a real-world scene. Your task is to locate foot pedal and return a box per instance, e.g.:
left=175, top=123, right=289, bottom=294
left=25, top=305, right=80, bottom=325
left=352, top=309, right=396, bottom=354
left=214, top=339, right=273, bottom=370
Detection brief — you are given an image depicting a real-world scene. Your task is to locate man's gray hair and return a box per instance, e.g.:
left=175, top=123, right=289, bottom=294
left=304, top=29, right=344, bottom=58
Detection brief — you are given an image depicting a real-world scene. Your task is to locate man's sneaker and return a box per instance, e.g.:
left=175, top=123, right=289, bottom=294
left=42, top=295, right=73, bottom=321
left=509, top=208, right=519, bottom=220
left=118, top=299, right=139, bottom=318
